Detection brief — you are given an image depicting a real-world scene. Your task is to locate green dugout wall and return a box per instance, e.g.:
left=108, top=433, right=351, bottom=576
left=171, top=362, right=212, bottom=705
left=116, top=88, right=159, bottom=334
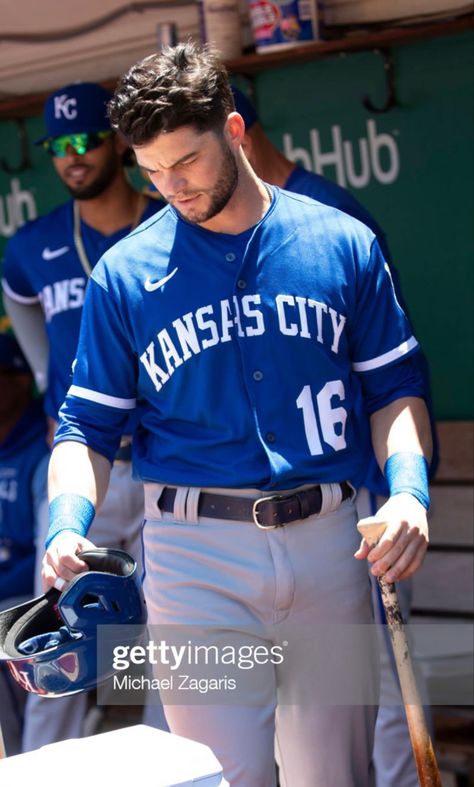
left=0, top=30, right=472, bottom=419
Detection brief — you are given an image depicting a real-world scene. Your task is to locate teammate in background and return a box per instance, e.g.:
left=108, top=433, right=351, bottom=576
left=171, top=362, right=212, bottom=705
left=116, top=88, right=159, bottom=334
left=0, top=329, right=48, bottom=754
left=231, top=85, right=436, bottom=787
left=41, top=44, right=432, bottom=787
left=1, top=82, right=166, bottom=751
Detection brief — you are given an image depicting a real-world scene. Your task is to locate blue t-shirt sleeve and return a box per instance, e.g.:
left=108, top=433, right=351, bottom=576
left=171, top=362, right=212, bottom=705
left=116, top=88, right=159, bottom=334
left=358, top=354, right=426, bottom=415
left=54, top=271, right=137, bottom=461
left=349, top=238, right=418, bottom=373
left=348, top=237, right=423, bottom=413
left=2, top=230, right=39, bottom=301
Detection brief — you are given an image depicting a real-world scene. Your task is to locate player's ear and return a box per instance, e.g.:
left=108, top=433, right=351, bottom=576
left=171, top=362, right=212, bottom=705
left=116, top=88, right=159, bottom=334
left=225, top=112, right=245, bottom=151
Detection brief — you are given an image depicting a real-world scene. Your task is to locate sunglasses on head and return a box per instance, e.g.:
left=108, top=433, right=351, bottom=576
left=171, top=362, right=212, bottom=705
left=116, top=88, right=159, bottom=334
left=42, top=130, right=113, bottom=158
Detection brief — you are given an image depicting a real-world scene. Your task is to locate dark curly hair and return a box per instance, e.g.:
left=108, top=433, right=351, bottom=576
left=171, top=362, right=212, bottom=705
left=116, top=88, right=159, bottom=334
left=108, top=42, right=235, bottom=146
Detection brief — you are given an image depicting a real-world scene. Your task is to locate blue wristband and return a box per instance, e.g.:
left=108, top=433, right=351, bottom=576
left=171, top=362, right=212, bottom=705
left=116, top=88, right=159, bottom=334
left=45, top=494, right=95, bottom=549
left=384, top=452, right=430, bottom=510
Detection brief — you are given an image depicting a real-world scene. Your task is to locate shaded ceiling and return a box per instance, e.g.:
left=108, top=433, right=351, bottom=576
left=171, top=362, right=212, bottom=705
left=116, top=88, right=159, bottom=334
left=0, top=0, right=470, bottom=98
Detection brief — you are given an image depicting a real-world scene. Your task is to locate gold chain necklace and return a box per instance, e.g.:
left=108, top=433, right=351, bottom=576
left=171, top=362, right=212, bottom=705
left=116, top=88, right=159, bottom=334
left=73, top=193, right=146, bottom=277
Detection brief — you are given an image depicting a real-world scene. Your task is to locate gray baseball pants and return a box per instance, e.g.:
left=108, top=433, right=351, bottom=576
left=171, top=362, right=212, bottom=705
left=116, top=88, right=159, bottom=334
left=143, top=483, right=378, bottom=787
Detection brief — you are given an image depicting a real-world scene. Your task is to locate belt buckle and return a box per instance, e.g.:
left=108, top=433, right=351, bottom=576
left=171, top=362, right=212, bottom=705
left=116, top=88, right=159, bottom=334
left=252, top=494, right=284, bottom=530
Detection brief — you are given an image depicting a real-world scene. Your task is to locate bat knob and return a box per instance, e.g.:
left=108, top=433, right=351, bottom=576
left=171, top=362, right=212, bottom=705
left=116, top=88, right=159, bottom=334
left=357, top=517, right=389, bottom=548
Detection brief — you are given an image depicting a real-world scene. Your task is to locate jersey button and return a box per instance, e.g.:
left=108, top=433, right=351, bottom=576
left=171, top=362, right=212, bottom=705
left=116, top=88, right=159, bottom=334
left=237, top=279, right=246, bottom=289
left=225, top=252, right=236, bottom=262
left=265, top=432, right=276, bottom=443
left=253, top=370, right=263, bottom=382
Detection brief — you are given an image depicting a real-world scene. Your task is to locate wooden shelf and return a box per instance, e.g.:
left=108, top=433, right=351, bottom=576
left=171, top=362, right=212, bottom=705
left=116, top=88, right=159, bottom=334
left=226, top=14, right=474, bottom=74
left=0, top=14, right=472, bottom=120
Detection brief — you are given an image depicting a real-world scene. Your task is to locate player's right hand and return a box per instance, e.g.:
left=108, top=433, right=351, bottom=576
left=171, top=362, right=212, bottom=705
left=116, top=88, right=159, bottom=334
left=42, top=531, right=97, bottom=591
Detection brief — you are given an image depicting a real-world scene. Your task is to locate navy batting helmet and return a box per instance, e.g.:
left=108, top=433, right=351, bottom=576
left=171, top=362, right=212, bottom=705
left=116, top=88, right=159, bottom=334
left=0, top=549, right=147, bottom=697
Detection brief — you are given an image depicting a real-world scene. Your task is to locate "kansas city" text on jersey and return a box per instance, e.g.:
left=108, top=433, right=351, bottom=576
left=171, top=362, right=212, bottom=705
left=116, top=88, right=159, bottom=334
left=140, top=293, right=346, bottom=392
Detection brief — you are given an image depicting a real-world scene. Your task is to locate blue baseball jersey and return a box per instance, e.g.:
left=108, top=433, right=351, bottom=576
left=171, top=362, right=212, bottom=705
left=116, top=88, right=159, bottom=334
left=2, top=197, right=164, bottom=420
left=55, top=187, right=424, bottom=491
left=285, top=166, right=390, bottom=260
left=0, top=400, right=48, bottom=600
left=283, top=166, right=437, bottom=492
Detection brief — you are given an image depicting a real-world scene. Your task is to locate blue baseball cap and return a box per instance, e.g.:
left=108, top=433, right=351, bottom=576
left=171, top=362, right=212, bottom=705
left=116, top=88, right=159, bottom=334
left=0, top=333, right=31, bottom=374
left=231, top=86, right=259, bottom=130
left=35, top=82, right=113, bottom=145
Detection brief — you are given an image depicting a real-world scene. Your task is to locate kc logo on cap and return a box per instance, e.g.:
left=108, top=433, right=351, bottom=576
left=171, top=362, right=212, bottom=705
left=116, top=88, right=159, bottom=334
left=54, top=94, right=78, bottom=121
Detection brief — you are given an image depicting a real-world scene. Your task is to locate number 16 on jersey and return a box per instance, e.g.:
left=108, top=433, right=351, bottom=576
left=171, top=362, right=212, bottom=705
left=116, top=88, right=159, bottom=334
left=296, top=381, right=348, bottom=455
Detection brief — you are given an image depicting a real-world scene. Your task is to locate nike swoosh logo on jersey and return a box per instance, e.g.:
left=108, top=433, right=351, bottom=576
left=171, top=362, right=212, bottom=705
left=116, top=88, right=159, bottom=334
left=144, top=267, right=178, bottom=292
left=42, top=246, right=70, bottom=260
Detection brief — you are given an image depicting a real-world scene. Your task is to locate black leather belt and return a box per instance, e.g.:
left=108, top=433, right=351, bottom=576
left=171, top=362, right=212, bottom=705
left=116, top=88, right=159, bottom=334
left=157, top=482, right=352, bottom=529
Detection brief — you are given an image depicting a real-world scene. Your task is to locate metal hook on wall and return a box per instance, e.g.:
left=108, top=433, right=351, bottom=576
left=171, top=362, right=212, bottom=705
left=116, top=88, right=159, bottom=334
left=362, top=48, right=398, bottom=114
left=0, top=118, right=32, bottom=174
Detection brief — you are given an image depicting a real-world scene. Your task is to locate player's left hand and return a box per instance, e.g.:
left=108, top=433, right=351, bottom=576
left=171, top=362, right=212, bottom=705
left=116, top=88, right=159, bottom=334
left=354, top=492, right=429, bottom=582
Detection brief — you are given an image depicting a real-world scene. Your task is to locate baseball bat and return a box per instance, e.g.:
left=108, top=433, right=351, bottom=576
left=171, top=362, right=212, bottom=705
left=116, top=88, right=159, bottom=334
left=357, top=516, right=442, bottom=787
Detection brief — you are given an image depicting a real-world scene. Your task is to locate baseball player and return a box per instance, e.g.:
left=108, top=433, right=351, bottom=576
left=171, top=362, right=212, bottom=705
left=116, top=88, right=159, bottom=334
left=231, top=86, right=437, bottom=786
left=41, top=44, right=432, bottom=786
left=1, top=82, right=165, bottom=751
left=0, top=330, right=48, bottom=754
